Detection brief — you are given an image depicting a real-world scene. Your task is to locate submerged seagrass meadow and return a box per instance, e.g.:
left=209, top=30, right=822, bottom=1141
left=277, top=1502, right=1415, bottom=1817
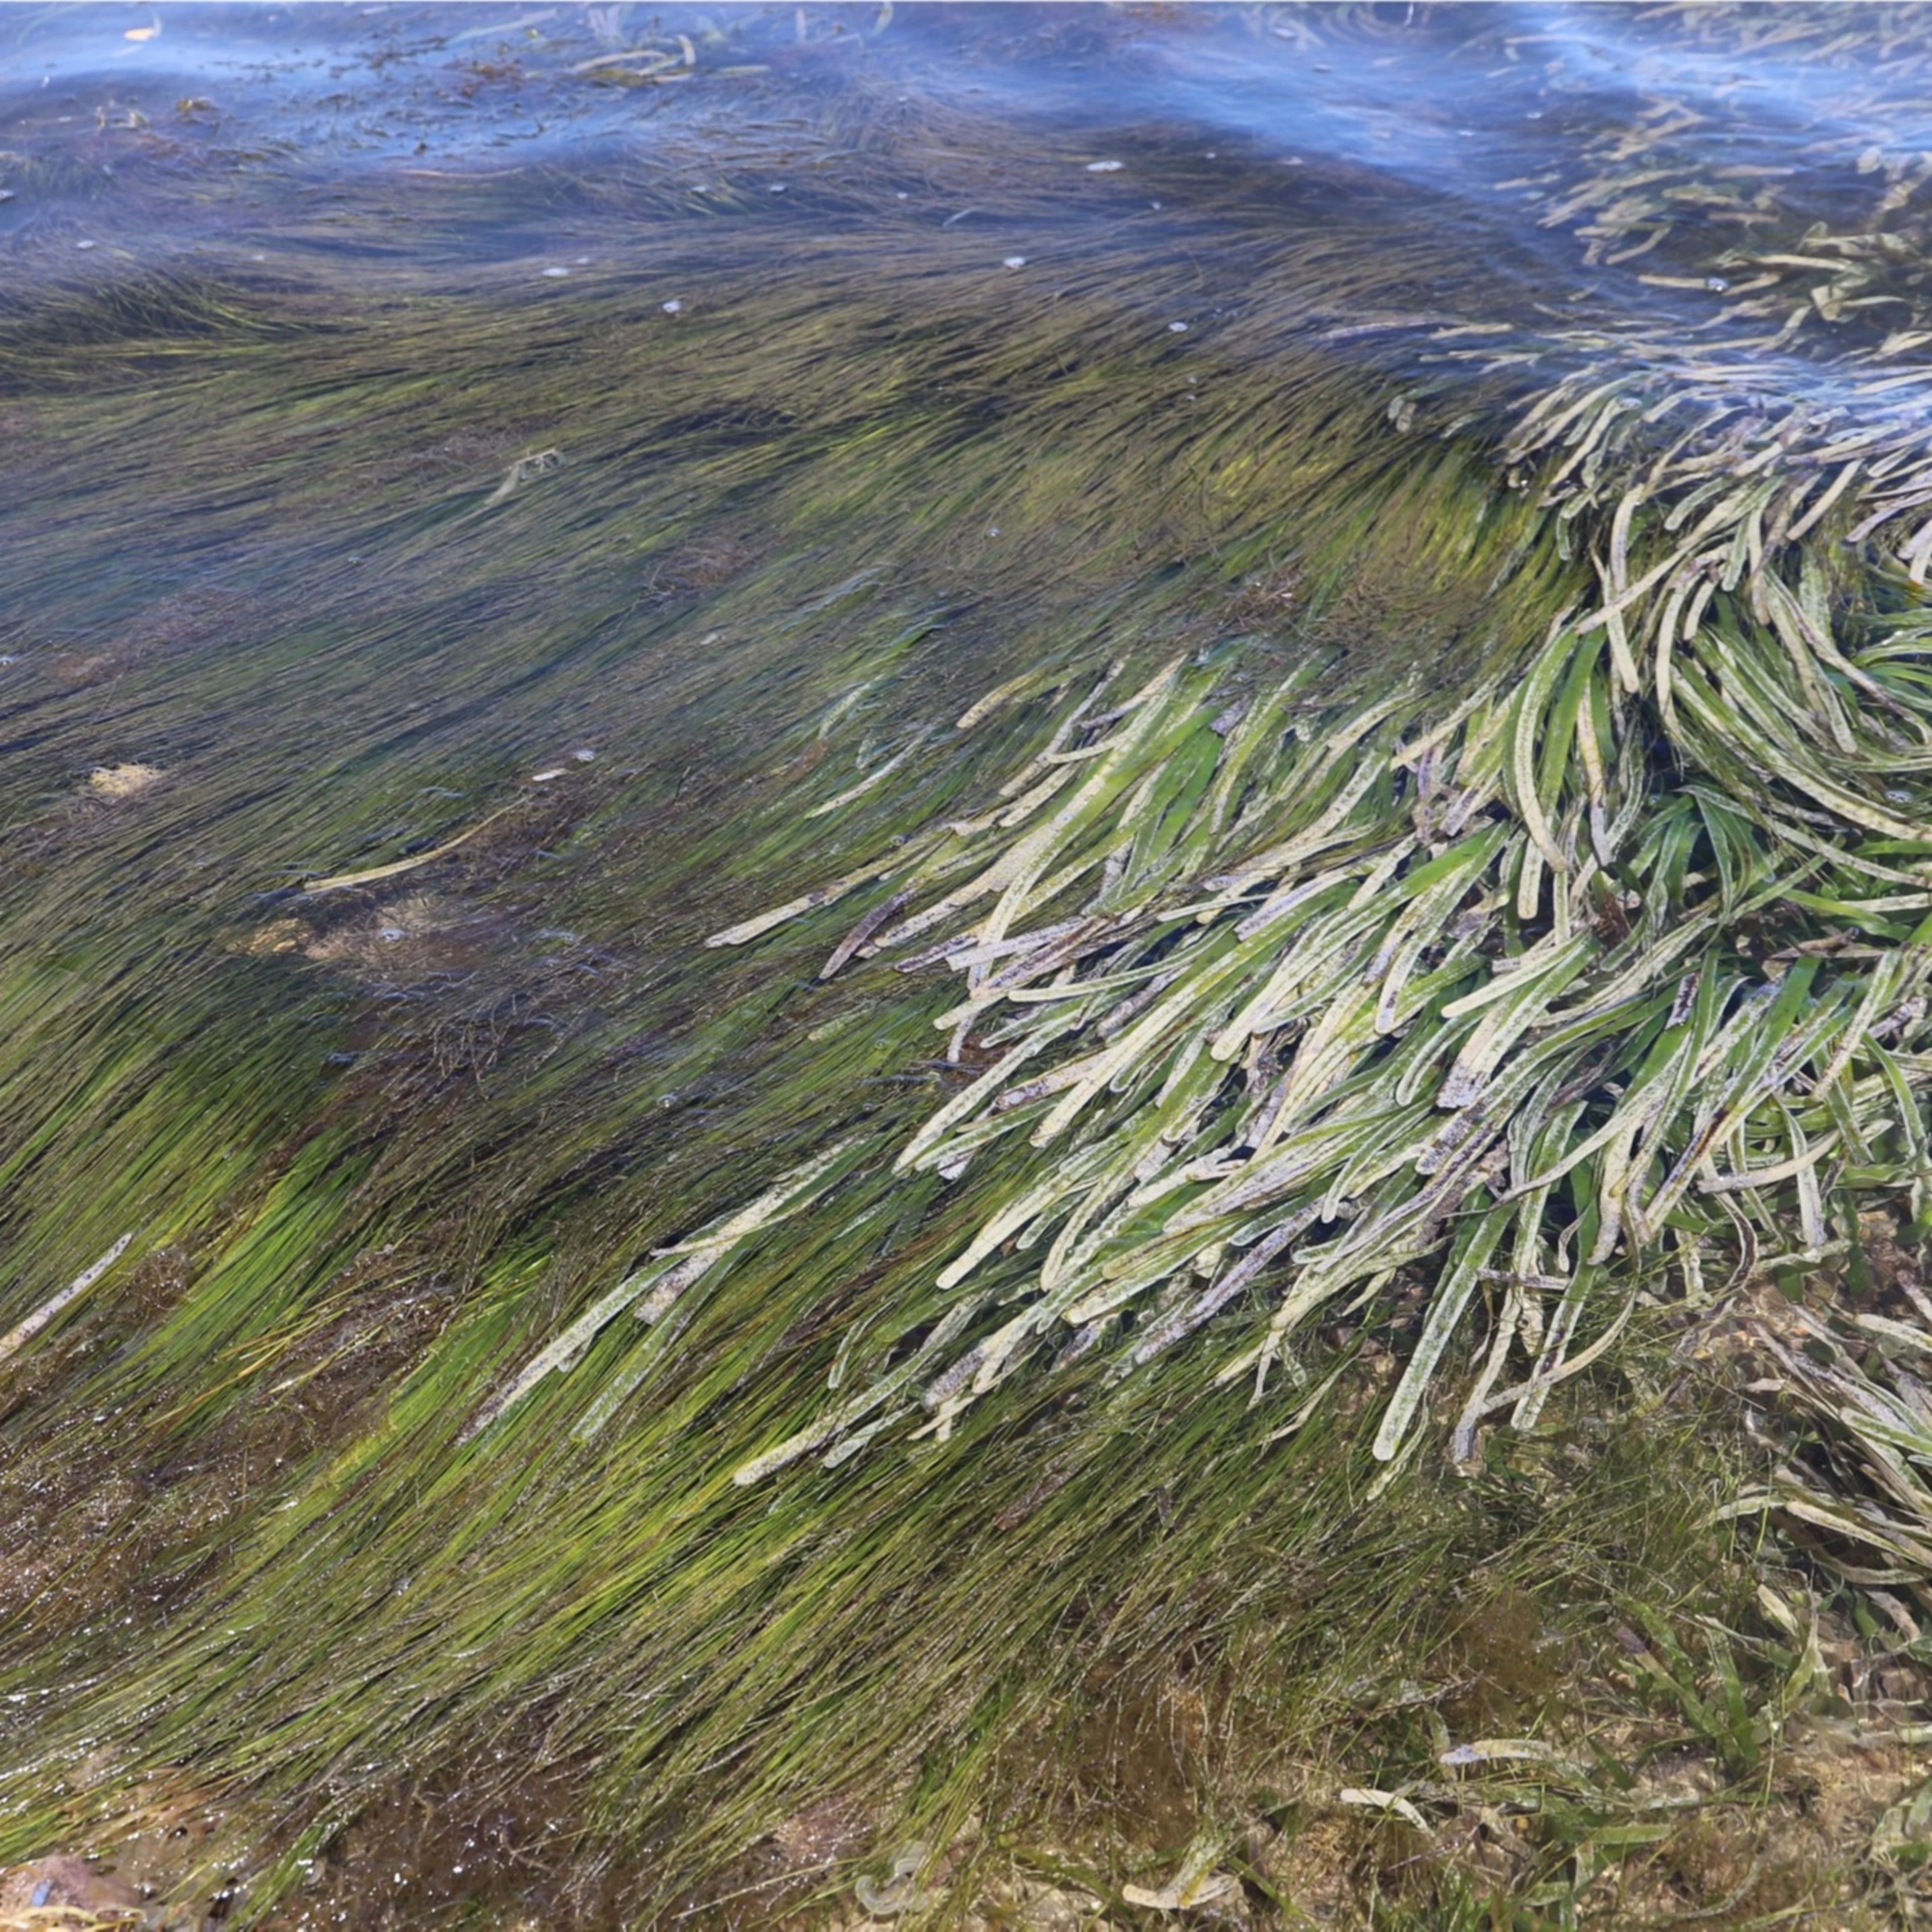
left=7, top=4, right=1932, bottom=1924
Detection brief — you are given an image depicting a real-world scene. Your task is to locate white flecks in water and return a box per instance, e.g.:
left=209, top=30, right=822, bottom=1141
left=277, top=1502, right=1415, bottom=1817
left=769, top=182, right=788, bottom=192
left=1084, top=158, right=1122, bottom=172
left=376, top=926, right=406, bottom=944
left=1002, top=255, right=1025, bottom=269
left=1168, top=320, right=1189, bottom=333
left=572, top=747, right=597, bottom=762
left=574, top=255, right=591, bottom=264
left=661, top=298, right=682, bottom=313
left=74, top=239, right=96, bottom=250
left=530, top=767, right=566, bottom=782
left=540, top=265, right=571, bottom=278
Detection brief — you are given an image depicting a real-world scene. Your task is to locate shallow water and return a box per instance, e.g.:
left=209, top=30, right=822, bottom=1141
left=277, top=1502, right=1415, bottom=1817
left=3, top=6, right=1931, bottom=1927
left=0, top=5, right=1781, bottom=329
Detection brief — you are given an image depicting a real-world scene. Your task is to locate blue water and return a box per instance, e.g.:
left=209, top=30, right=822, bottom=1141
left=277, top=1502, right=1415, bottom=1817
left=1, top=4, right=1909, bottom=380
left=0, top=5, right=1886, bottom=239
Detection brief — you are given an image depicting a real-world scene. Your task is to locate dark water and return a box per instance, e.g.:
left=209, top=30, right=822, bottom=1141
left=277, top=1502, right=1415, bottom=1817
left=0, top=5, right=1810, bottom=289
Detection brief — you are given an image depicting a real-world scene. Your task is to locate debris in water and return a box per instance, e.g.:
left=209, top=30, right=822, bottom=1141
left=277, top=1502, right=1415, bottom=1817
left=0, top=1235, right=134, bottom=1367
left=87, top=763, right=162, bottom=798
left=0, top=1853, right=144, bottom=1920
left=304, top=805, right=516, bottom=896
left=485, top=447, right=564, bottom=507
left=853, top=1843, right=938, bottom=1918
left=1121, top=1837, right=1241, bottom=1912
left=236, top=919, right=306, bottom=957
left=1339, top=1788, right=1433, bottom=1833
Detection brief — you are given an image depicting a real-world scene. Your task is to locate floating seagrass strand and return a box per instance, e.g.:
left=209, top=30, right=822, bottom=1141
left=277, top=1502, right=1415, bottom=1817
left=679, top=438, right=1932, bottom=1483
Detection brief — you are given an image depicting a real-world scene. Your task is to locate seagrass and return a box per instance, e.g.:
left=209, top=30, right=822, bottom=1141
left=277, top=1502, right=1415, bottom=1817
left=686, top=500, right=1932, bottom=1481
left=569, top=0, right=1932, bottom=1489
left=4, top=4, right=1932, bottom=1920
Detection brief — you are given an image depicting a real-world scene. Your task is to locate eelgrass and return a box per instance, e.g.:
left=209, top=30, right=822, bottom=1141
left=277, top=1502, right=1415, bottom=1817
left=524, top=7, right=1932, bottom=1488
left=1742, top=1280, right=1932, bottom=1623
left=2, top=4, right=1932, bottom=1922
left=688, top=554, right=1932, bottom=1482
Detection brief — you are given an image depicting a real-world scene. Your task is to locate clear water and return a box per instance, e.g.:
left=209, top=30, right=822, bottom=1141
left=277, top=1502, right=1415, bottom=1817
left=1, top=6, right=1927, bottom=1924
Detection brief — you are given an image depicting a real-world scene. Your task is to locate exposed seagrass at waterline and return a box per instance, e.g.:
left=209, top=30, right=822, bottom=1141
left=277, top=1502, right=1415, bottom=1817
left=648, top=0, right=1932, bottom=1504
left=687, top=515, right=1932, bottom=1482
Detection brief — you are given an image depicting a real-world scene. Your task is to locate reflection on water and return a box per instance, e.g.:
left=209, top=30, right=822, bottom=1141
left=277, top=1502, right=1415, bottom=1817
left=7, top=4, right=1923, bottom=422
left=1, top=5, right=1931, bottom=1925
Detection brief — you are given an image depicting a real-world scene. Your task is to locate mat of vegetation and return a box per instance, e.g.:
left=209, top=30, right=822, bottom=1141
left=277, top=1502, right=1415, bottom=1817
left=1, top=6, right=1929, bottom=1926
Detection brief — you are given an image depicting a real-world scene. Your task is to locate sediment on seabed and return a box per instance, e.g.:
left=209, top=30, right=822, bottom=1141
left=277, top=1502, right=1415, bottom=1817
left=4, top=5, right=1932, bottom=1924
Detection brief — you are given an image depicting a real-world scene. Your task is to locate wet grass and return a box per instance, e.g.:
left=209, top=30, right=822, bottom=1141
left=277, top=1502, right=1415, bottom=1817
left=2, top=5, right=1931, bottom=1926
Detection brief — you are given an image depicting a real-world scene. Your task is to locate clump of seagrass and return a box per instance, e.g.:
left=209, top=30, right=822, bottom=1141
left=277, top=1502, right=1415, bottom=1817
left=471, top=380, right=1932, bottom=1487
left=472, top=2, right=1932, bottom=1496
left=1741, top=1281, right=1932, bottom=1627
